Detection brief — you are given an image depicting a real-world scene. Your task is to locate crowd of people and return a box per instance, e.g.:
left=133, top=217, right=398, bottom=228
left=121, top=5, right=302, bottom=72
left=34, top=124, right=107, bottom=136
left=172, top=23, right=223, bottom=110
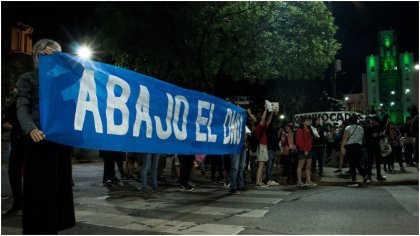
left=1, top=38, right=418, bottom=234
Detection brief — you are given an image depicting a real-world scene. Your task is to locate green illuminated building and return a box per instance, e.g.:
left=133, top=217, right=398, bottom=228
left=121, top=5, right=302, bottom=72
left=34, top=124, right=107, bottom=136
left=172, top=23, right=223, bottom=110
left=365, top=30, right=417, bottom=124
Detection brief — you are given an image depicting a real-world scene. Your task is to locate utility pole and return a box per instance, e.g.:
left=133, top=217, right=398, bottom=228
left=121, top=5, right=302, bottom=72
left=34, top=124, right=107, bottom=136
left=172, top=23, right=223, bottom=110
left=332, top=59, right=341, bottom=99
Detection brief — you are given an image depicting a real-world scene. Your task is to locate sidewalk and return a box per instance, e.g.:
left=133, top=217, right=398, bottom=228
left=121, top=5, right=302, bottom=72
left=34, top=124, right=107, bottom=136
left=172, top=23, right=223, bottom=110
left=309, top=166, right=419, bottom=186
left=189, top=162, right=418, bottom=187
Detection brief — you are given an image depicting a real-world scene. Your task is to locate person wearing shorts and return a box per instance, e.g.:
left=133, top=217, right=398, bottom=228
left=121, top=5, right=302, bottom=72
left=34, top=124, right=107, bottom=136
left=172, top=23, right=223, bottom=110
left=296, top=117, right=316, bottom=187
left=255, top=107, right=273, bottom=187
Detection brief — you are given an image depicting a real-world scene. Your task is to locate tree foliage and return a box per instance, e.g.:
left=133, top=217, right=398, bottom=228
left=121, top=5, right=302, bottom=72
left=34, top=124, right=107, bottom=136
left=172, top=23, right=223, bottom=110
left=1, top=54, right=33, bottom=112
left=96, top=2, right=340, bottom=92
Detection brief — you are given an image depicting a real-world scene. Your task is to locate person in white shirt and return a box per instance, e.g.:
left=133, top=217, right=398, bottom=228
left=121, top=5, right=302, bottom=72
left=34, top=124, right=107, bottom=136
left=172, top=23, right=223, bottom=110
left=340, top=114, right=369, bottom=187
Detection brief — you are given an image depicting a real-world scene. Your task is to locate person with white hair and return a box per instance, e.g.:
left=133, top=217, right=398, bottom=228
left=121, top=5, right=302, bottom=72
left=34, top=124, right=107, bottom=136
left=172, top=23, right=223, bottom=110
left=16, top=39, right=75, bottom=234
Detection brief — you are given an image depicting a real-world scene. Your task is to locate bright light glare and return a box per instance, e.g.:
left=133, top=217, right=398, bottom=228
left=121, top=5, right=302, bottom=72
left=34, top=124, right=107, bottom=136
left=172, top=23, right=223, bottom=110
left=390, top=90, right=395, bottom=95
left=279, top=115, right=285, bottom=120
left=405, top=88, right=410, bottom=94
left=77, top=46, right=92, bottom=59
left=415, top=64, right=419, bottom=70
left=390, top=101, right=395, bottom=106
left=380, top=103, right=383, bottom=107
left=344, top=97, right=349, bottom=101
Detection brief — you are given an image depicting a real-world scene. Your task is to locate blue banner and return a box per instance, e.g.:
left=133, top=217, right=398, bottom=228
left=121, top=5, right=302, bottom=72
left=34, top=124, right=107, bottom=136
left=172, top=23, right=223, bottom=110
left=38, top=53, right=246, bottom=155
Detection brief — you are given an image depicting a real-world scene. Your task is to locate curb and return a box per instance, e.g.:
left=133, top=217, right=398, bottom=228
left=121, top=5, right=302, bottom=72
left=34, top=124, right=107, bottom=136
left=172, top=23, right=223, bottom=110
left=317, top=180, right=419, bottom=187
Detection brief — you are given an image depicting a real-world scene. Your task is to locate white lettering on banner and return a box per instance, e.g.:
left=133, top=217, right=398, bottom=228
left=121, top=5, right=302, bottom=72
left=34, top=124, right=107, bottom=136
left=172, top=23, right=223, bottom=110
left=173, top=95, right=189, bottom=140
left=74, top=69, right=103, bottom=133
left=106, top=75, right=130, bottom=135
left=196, top=100, right=217, bottom=142
left=223, top=109, right=232, bottom=144
left=223, top=109, right=243, bottom=145
left=133, top=85, right=153, bottom=138
left=207, top=103, right=217, bottom=142
left=72, top=68, right=245, bottom=145
left=154, top=93, right=174, bottom=140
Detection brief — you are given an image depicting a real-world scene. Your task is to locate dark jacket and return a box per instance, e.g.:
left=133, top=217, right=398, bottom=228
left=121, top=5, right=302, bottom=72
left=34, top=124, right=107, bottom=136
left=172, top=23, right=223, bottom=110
left=312, top=124, right=326, bottom=147
left=16, top=71, right=39, bottom=136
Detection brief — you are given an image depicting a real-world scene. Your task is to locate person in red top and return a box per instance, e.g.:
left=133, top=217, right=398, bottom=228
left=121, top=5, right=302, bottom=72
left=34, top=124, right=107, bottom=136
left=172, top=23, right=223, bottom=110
left=255, top=107, right=273, bottom=187
left=295, top=117, right=316, bottom=187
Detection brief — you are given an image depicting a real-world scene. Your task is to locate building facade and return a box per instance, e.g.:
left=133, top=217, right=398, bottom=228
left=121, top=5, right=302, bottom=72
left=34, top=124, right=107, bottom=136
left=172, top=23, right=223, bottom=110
left=365, top=30, right=417, bottom=124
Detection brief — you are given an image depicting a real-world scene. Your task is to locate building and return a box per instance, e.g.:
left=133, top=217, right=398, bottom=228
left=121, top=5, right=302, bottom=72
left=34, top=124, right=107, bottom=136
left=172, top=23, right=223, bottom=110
left=9, top=21, right=33, bottom=55
left=364, top=30, right=418, bottom=124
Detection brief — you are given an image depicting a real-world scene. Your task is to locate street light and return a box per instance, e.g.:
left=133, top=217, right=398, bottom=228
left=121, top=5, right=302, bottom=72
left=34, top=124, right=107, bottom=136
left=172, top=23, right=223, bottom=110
left=279, top=114, right=285, bottom=120
left=76, top=45, right=92, bottom=59
left=390, top=90, right=395, bottom=95
left=405, top=88, right=410, bottom=94
left=390, top=101, right=395, bottom=106
left=344, top=96, right=349, bottom=101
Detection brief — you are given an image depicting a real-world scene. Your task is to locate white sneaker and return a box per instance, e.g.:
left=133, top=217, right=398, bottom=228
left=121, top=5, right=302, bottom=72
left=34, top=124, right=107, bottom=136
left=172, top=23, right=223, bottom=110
left=224, top=183, right=230, bottom=189
left=306, top=181, right=317, bottom=187
left=296, top=182, right=306, bottom=188
left=267, top=180, right=279, bottom=186
left=256, top=182, right=268, bottom=187
left=265, top=100, right=273, bottom=112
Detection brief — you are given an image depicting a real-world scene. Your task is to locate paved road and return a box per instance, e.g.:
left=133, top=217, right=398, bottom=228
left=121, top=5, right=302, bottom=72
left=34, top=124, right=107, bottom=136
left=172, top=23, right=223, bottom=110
left=1, top=161, right=418, bottom=234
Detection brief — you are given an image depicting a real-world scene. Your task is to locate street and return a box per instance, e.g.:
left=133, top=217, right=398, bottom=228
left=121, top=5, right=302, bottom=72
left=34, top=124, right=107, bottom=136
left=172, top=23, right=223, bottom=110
left=1, top=161, right=418, bottom=235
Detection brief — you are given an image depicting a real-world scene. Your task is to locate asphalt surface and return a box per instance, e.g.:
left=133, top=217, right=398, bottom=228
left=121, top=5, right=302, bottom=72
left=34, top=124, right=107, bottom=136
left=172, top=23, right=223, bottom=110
left=1, top=157, right=419, bottom=234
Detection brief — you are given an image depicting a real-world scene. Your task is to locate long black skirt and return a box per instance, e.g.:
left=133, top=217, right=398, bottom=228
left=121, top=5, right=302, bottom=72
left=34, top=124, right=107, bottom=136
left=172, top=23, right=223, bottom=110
left=22, top=140, right=75, bottom=234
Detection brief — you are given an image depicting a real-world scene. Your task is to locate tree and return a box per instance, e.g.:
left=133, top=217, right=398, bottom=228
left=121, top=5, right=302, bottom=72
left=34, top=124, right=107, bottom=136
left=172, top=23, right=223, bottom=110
left=1, top=54, right=33, bottom=113
left=96, top=2, right=340, bottom=93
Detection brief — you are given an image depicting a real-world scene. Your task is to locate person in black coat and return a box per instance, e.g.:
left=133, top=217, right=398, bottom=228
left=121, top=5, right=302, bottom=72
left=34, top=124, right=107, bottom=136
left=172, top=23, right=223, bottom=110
left=364, top=116, right=386, bottom=181
left=16, top=39, right=75, bottom=234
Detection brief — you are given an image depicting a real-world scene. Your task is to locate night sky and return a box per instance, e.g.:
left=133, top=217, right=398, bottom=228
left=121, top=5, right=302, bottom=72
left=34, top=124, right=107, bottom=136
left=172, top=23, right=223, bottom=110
left=2, top=1, right=419, bottom=95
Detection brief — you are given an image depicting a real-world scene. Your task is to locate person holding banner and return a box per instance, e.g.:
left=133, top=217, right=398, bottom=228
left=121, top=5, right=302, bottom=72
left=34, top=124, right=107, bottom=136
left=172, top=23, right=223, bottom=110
left=141, top=153, right=161, bottom=192
left=16, top=39, right=75, bottom=234
left=178, top=155, right=195, bottom=191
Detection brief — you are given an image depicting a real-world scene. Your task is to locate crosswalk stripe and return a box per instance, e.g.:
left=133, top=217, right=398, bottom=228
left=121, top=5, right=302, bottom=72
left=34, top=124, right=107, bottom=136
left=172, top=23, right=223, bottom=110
left=75, top=197, right=179, bottom=210
left=76, top=210, right=245, bottom=234
left=236, top=209, right=269, bottom=218
left=171, top=206, right=251, bottom=216
left=247, top=189, right=293, bottom=196
left=383, top=186, right=419, bottom=217
left=216, top=196, right=282, bottom=204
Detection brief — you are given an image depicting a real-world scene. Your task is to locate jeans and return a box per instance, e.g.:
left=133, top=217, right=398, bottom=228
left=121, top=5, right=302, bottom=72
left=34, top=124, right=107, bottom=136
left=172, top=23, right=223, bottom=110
left=266, top=150, right=277, bottom=181
left=141, top=153, right=160, bottom=188
left=230, top=148, right=247, bottom=191
left=311, top=146, right=325, bottom=174
left=200, top=156, right=207, bottom=174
